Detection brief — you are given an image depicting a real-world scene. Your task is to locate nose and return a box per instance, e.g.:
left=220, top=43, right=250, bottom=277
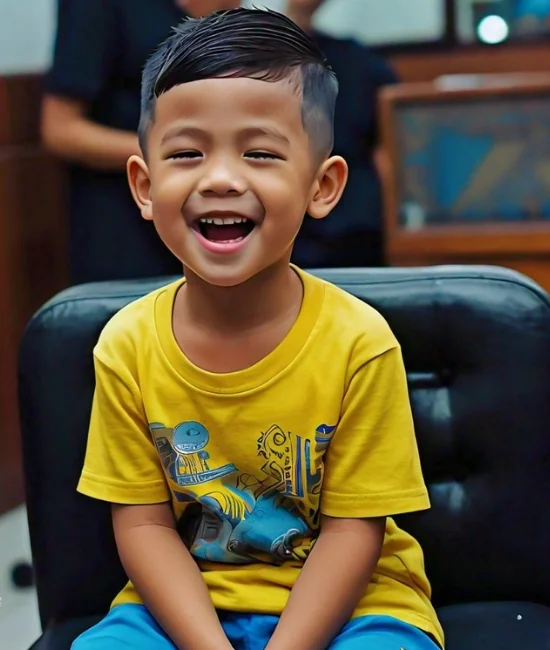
left=197, top=154, right=247, bottom=197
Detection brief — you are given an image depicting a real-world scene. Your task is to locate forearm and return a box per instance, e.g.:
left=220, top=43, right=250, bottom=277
left=41, top=95, right=139, bottom=171
left=44, top=118, right=139, bottom=171
left=267, top=516, right=386, bottom=650
left=115, top=515, right=231, bottom=650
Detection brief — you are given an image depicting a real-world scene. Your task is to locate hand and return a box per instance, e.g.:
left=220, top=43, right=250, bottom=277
left=286, top=0, right=326, bottom=31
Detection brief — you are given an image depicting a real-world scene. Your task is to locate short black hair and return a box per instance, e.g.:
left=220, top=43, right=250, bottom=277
left=138, top=8, right=338, bottom=158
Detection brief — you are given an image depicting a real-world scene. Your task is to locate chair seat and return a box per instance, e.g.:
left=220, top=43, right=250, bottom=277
left=439, top=601, right=550, bottom=650
left=29, top=616, right=102, bottom=650
left=29, top=602, right=550, bottom=649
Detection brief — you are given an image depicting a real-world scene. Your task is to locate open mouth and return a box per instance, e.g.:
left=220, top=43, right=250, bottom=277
left=195, top=216, right=255, bottom=243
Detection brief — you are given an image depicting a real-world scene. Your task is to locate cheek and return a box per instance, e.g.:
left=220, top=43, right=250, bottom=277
left=150, top=169, right=190, bottom=211
left=259, top=169, right=312, bottom=215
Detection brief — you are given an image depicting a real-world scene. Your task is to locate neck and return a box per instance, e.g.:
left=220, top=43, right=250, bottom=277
left=179, top=260, right=302, bottom=335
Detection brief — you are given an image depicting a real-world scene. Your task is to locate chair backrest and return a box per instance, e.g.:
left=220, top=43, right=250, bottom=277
left=19, top=266, right=550, bottom=628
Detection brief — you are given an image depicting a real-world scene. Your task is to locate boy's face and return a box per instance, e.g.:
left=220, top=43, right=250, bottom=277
left=128, top=76, right=347, bottom=287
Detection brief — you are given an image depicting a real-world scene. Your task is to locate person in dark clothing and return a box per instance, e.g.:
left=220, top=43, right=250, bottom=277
left=43, top=0, right=397, bottom=282
left=42, top=0, right=238, bottom=284
left=286, top=0, right=399, bottom=268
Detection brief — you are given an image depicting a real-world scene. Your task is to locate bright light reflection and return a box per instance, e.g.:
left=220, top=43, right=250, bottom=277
left=477, top=15, right=510, bottom=44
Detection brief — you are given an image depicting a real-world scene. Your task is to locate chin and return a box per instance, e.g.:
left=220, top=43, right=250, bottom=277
left=189, top=265, right=260, bottom=289
left=204, top=276, right=249, bottom=289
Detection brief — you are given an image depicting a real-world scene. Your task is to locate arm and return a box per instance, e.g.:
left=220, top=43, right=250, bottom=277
left=79, top=345, right=232, bottom=650
left=41, top=95, right=140, bottom=170
left=112, top=502, right=232, bottom=650
left=267, top=515, right=385, bottom=650
left=42, top=0, right=140, bottom=170
left=269, top=339, right=430, bottom=650
left=369, top=54, right=400, bottom=155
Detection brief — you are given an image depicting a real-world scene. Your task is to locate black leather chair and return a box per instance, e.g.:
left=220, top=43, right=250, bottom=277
left=19, top=266, right=550, bottom=650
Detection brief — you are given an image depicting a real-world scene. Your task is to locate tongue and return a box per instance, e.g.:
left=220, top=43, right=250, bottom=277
left=203, top=223, right=249, bottom=242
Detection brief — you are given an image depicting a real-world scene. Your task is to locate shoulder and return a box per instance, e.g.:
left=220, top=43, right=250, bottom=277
left=313, top=31, right=375, bottom=64
left=313, top=30, right=365, bottom=54
left=94, top=280, right=181, bottom=367
left=56, top=0, right=117, bottom=22
left=314, top=31, right=399, bottom=86
left=301, top=270, right=398, bottom=363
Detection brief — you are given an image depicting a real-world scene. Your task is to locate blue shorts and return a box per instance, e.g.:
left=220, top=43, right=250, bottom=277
left=71, top=604, right=440, bottom=649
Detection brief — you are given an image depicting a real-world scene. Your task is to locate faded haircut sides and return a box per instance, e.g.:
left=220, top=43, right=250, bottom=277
left=138, top=7, right=339, bottom=159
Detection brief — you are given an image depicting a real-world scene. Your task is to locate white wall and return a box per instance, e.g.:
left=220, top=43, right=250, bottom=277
left=257, top=0, right=446, bottom=45
left=0, top=0, right=447, bottom=75
left=0, top=0, right=56, bottom=74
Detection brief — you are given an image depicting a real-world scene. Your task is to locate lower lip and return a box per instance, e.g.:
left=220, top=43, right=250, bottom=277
left=192, top=228, right=252, bottom=255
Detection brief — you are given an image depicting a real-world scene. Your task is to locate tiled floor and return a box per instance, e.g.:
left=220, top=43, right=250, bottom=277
left=0, top=505, right=41, bottom=650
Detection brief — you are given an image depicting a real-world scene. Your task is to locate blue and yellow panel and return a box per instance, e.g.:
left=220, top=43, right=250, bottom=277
left=396, top=96, right=550, bottom=228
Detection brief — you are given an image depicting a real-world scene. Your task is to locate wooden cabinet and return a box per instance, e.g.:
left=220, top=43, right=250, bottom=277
left=378, top=74, right=550, bottom=292
left=389, top=42, right=550, bottom=83
left=0, top=75, right=68, bottom=515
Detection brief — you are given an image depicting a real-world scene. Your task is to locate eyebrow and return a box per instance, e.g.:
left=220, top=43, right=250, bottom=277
left=160, top=125, right=290, bottom=146
left=161, top=126, right=208, bottom=146
left=239, top=126, right=290, bottom=146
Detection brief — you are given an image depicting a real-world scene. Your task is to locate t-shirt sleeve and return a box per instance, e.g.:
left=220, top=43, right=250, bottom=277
left=321, top=344, right=430, bottom=519
left=45, top=0, right=117, bottom=102
left=77, top=351, right=171, bottom=505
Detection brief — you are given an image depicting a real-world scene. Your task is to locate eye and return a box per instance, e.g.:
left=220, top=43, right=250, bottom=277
left=245, top=151, right=284, bottom=161
left=168, top=151, right=203, bottom=160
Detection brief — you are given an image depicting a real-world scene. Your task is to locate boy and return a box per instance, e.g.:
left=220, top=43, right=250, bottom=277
left=72, top=8, right=444, bottom=650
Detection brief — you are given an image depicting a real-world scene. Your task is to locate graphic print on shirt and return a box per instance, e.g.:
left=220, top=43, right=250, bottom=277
left=154, top=421, right=237, bottom=486
left=150, top=421, right=337, bottom=564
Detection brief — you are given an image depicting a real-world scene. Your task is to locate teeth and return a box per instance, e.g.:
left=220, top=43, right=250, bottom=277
left=199, top=217, right=247, bottom=225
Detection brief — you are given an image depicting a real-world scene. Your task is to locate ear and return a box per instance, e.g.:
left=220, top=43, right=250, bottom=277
left=127, top=155, right=154, bottom=221
left=307, top=155, right=348, bottom=221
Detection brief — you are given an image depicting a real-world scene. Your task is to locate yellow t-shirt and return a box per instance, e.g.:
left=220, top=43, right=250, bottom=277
left=78, top=267, right=443, bottom=646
